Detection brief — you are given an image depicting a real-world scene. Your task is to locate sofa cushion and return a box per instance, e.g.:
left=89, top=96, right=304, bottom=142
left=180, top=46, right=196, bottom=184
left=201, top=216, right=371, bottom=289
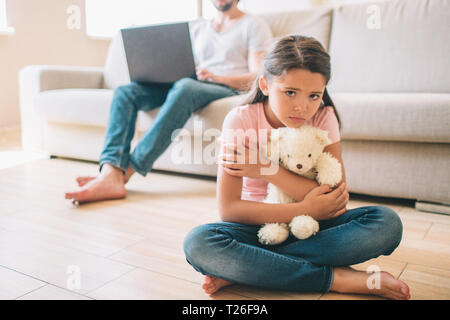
left=136, top=94, right=244, bottom=133
left=328, top=0, right=450, bottom=93
left=333, top=92, right=450, bottom=143
left=261, top=7, right=333, bottom=50
left=36, top=89, right=449, bottom=144
left=34, top=89, right=114, bottom=127
left=34, top=88, right=244, bottom=134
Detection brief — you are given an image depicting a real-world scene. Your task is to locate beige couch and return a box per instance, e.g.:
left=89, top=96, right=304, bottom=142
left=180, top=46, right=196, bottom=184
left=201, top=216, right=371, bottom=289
left=19, top=0, right=450, bottom=213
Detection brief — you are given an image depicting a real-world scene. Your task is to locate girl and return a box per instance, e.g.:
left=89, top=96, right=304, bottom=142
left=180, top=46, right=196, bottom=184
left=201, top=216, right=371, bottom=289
left=183, top=35, right=410, bottom=300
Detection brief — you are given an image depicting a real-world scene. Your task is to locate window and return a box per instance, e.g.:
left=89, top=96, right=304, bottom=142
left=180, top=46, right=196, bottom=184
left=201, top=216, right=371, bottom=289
left=85, top=0, right=200, bottom=38
left=0, top=0, right=14, bottom=34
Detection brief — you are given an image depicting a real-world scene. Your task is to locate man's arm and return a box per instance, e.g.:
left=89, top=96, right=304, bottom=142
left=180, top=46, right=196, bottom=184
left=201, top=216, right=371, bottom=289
left=197, top=51, right=266, bottom=91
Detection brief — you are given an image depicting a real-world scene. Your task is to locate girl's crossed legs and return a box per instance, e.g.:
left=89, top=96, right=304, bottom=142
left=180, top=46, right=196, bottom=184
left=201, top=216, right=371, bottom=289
left=183, top=206, right=410, bottom=299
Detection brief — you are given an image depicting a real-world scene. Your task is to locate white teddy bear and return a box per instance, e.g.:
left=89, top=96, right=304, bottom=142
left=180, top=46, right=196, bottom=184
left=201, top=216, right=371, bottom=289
left=258, top=125, right=343, bottom=245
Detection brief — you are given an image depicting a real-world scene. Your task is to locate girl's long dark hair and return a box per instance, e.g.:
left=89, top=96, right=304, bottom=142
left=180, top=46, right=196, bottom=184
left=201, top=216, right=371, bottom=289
left=244, top=35, right=341, bottom=128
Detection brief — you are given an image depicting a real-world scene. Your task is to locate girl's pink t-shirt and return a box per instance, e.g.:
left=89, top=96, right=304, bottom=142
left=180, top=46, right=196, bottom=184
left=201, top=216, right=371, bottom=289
left=221, top=102, right=341, bottom=202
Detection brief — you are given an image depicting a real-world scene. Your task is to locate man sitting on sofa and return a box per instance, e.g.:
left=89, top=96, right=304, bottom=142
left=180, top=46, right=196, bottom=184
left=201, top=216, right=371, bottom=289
left=65, top=0, right=273, bottom=203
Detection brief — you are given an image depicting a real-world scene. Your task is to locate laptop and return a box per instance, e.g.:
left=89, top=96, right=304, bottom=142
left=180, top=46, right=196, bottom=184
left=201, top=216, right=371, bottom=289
left=121, top=22, right=197, bottom=84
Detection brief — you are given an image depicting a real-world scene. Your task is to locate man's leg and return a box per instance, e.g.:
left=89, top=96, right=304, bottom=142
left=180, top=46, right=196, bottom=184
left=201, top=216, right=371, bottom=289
left=65, top=81, right=172, bottom=203
left=99, top=81, right=172, bottom=172
left=129, top=78, right=237, bottom=176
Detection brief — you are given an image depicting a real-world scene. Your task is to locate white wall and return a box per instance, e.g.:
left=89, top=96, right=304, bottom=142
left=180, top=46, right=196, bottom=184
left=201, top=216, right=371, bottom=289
left=0, top=0, right=109, bottom=129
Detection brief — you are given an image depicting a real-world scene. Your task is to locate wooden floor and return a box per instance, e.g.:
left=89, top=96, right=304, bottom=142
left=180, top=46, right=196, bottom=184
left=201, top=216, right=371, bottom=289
left=0, top=134, right=449, bottom=300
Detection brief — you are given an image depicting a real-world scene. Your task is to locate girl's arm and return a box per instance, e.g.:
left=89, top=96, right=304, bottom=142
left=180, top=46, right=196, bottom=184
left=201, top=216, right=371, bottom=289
left=217, top=166, right=304, bottom=224
left=217, top=157, right=349, bottom=225
left=264, top=141, right=347, bottom=202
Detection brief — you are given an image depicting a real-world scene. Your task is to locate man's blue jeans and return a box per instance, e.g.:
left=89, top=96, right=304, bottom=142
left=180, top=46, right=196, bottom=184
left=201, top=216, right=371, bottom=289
left=99, top=78, right=237, bottom=176
left=183, top=206, right=403, bottom=293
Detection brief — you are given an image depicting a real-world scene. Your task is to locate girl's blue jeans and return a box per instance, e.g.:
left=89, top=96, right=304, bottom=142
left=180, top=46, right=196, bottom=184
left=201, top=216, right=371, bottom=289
left=99, top=78, right=237, bottom=176
left=183, top=206, right=403, bottom=293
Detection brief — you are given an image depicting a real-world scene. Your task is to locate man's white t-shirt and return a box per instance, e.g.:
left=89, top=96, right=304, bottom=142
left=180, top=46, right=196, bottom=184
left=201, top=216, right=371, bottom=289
left=189, top=14, right=273, bottom=76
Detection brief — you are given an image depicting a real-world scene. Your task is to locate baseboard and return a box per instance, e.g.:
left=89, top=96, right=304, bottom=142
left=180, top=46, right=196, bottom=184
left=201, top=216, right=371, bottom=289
left=415, top=201, right=450, bottom=215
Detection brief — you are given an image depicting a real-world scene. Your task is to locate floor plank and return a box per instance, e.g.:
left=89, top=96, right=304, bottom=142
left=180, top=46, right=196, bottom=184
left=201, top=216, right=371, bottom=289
left=387, top=238, right=450, bottom=270
left=399, top=264, right=450, bottom=300
left=0, top=266, right=45, bottom=299
left=0, top=228, right=135, bottom=294
left=17, top=284, right=92, bottom=300
left=87, top=268, right=250, bottom=300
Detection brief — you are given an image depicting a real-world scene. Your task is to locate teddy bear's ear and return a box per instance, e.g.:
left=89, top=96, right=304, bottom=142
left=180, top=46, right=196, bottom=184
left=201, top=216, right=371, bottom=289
left=315, top=129, right=331, bottom=147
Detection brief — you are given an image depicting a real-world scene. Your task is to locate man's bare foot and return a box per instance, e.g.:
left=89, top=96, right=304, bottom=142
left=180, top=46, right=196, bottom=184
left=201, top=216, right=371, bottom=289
left=202, top=275, right=233, bottom=295
left=76, top=176, right=96, bottom=187
left=65, top=164, right=128, bottom=204
left=331, top=267, right=410, bottom=300
left=76, top=166, right=135, bottom=187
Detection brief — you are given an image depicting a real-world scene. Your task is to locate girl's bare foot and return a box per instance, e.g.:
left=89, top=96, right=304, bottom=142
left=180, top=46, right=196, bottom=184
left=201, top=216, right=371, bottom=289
left=202, top=275, right=233, bottom=295
left=331, top=267, right=410, bottom=300
left=65, top=164, right=128, bottom=204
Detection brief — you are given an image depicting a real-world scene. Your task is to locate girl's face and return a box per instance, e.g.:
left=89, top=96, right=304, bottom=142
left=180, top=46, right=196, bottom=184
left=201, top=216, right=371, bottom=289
left=259, top=68, right=327, bottom=128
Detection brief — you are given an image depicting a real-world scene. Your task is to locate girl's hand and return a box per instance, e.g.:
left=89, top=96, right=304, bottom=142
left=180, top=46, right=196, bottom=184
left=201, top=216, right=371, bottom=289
left=218, top=137, right=272, bottom=179
left=302, top=183, right=349, bottom=220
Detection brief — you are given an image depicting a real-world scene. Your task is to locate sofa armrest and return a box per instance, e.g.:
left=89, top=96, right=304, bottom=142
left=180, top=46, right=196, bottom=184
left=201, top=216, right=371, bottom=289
left=19, top=65, right=104, bottom=92
left=18, top=65, right=104, bottom=151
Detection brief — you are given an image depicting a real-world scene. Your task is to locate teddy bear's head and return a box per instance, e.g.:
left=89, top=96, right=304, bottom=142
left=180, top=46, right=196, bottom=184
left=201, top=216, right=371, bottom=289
left=265, top=126, right=330, bottom=175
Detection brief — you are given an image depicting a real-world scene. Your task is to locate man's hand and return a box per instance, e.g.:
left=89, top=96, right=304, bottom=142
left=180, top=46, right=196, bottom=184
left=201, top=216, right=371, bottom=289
left=196, top=67, right=221, bottom=83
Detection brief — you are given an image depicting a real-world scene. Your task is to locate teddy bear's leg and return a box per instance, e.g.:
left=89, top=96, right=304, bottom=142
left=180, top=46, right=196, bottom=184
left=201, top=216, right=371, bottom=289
left=289, top=215, right=319, bottom=240
left=258, top=223, right=290, bottom=245
left=315, top=152, right=342, bottom=187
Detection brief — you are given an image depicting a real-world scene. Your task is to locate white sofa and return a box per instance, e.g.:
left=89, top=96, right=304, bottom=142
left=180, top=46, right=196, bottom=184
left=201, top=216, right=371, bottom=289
left=19, top=0, right=450, bottom=212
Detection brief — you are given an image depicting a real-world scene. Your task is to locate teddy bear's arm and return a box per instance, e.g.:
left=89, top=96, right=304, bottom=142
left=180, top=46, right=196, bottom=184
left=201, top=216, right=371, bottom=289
left=315, top=152, right=343, bottom=187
